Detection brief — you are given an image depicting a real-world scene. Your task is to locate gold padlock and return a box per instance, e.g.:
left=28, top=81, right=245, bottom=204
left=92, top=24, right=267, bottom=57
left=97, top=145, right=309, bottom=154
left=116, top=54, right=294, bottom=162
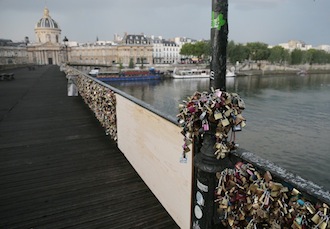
left=291, top=188, right=301, bottom=196
left=305, top=202, right=316, bottom=214
left=320, top=221, right=328, bottom=229
left=221, top=118, right=230, bottom=127
left=227, top=215, right=235, bottom=226
left=214, top=110, right=223, bottom=120
left=311, top=212, right=321, bottom=224
left=292, top=220, right=303, bottom=229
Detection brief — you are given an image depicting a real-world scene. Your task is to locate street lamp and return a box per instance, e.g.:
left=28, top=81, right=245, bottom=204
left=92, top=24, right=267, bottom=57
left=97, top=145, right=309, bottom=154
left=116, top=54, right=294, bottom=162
left=63, top=36, right=69, bottom=63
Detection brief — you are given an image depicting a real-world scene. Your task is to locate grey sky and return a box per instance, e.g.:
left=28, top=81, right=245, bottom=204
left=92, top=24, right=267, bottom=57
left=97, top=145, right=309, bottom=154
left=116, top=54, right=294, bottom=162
left=0, top=0, right=329, bottom=46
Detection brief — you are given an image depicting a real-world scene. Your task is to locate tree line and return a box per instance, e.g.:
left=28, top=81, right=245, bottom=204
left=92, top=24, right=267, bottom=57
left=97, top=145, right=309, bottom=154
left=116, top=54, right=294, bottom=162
left=180, top=41, right=330, bottom=65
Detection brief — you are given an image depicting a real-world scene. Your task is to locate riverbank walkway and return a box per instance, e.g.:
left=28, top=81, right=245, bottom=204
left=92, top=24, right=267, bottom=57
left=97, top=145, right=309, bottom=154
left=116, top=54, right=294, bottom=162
left=0, top=65, right=179, bottom=228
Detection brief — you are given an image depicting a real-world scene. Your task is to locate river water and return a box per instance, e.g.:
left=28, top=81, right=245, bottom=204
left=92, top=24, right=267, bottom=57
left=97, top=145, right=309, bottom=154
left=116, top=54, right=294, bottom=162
left=107, top=73, right=330, bottom=191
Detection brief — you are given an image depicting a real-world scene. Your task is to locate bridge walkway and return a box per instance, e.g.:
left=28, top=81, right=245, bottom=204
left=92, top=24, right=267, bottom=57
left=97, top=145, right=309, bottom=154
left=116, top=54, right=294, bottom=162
left=0, top=65, right=179, bottom=229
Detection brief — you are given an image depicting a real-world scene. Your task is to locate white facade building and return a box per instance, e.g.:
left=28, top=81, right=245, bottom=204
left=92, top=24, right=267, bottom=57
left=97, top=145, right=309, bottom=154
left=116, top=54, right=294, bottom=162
left=150, top=36, right=198, bottom=64
left=278, top=40, right=312, bottom=52
left=151, top=36, right=181, bottom=64
left=315, top=45, right=330, bottom=53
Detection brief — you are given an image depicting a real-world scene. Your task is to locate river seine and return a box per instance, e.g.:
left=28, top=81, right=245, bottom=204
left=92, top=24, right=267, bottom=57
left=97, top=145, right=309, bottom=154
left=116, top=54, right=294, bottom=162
left=107, top=73, right=330, bottom=191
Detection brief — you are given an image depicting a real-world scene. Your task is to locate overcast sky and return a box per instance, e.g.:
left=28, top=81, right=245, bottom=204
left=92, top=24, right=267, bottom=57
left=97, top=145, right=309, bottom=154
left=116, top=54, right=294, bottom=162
left=0, top=0, right=329, bottom=47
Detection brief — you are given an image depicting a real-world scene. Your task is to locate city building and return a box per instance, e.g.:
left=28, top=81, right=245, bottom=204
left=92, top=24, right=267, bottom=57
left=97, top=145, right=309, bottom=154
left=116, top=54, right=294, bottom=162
left=278, top=40, right=312, bottom=52
left=69, top=42, right=117, bottom=66
left=151, top=36, right=181, bottom=64
left=118, top=33, right=153, bottom=66
left=315, top=45, right=330, bottom=53
left=27, top=7, right=66, bottom=65
left=69, top=33, right=153, bottom=67
left=0, top=39, right=29, bottom=65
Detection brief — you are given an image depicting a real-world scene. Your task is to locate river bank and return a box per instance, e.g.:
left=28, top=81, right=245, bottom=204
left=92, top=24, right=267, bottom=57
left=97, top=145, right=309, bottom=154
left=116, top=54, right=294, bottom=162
left=236, top=63, right=330, bottom=76
left=156, top=63, right=330, bottom=78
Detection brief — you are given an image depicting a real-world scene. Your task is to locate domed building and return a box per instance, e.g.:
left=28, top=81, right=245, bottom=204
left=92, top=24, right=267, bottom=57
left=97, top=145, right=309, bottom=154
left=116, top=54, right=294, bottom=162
left=35, top=7, right=61, bottom=44
left=27, top=7, right=67, bottom=65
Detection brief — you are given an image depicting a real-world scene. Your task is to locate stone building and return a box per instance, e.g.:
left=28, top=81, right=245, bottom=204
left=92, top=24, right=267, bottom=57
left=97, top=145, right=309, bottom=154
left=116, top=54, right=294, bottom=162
left=118, top=34, right=153, bottom=66
left=27, top=7, right=66, bottom=65
left=0, top=39, right=29, bottom=65
left=69, top=43, right=117, bottom=66
left=69, top=34, right=153, bottom=67
left=278, top=40, right=312, bottom=52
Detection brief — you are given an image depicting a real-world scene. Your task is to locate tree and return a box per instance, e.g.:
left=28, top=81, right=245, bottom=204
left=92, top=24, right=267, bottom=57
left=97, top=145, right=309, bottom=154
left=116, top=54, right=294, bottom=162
left=180, top=43, right=194, bottom=56
left=194, top=41, right=207, bottom=59
left=246, top=42, right=270, bottom=61
left=140, top=57, right=145, bottom=69
left=180, top=41, right=211, bottom=61
left=227, top=41, right=249, bottom=64
left=128, top=58, right=134, bottom=69
left=290, top=49, right=303, bottom=65
left=268, top=46, right=290, bottom=65
left=204, top=40, right=212, bottom=61
left=305, top=49, right=330, bottom=64
left=119, top=62, right=123, bottom=71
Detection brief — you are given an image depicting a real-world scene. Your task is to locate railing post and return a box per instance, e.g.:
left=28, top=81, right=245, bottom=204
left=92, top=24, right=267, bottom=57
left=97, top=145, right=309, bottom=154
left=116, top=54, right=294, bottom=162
left=192, top=1, right=229, bottom=228
left=193, top=123, right=234, bottom=228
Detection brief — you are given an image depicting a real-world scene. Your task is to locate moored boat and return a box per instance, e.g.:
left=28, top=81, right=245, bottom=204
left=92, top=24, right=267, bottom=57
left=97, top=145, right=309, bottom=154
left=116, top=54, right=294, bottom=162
left=95, top=68, right=161, bottom=81
left=172, top=67, right=210, bottom=79
left=172, top=67, right=236, bottom=79
left=226, top=69, right=236, bottom=78
left=297, top=69, right=308, bottom=76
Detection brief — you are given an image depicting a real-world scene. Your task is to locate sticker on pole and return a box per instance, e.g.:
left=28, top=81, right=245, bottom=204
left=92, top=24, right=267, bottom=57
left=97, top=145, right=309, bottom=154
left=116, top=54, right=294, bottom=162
left=211, top=11, right=226, bottom=30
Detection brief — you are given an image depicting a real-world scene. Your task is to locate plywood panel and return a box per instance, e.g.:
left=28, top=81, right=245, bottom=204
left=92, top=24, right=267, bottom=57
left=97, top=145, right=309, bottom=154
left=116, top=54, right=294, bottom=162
left=116, top=94, right=192, bottom=229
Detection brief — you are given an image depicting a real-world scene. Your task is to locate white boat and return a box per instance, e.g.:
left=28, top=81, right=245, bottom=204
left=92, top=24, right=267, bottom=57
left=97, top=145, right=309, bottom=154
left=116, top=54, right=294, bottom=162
left=297, top=69, right=308, bottom=76
left=172, top=67, right=210, bottom=79
left=226, top=66, right=236, bottom=78
left=226, top=69, right=236, bottom=78
left=172, top=67, right=236, bottom=79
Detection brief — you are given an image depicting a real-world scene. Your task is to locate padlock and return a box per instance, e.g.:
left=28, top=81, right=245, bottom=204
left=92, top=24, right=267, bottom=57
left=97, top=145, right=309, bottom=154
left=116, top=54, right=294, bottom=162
left=221, top=118, right=230, bottom=127
left=311, top=211, right=321, bottom=224
left=199, top=111, right=207, bottom=120
left=202, top=119, right=209, bottom=131
left=264, top=171, right=273, bottom=183
left=238, top=98, right=246, bottom=109
left=232, top=124, right=242, bottom=132
left=319, top=221, right=328, bottom=229
left=214, top=110, right=223, bottom=120
left=224, top=108, right=232, bottom=117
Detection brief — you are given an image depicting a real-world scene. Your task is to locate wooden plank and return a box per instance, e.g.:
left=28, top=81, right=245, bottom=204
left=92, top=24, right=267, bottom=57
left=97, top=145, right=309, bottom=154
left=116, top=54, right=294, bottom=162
left=116, top=94, right=192, bottom=229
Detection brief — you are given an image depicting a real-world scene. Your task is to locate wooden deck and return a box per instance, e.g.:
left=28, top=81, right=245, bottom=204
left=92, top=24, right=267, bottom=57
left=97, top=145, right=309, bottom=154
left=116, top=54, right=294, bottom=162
left=0, top=65, right=179, bottom=229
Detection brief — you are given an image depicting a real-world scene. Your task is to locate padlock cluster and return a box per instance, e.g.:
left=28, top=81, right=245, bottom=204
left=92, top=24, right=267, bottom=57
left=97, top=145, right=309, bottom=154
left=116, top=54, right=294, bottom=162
left=215, top=162, right=330, bottom=228
left=177, top=89, right=246, bottom=159
left=76, top=76, right=117, bottom=141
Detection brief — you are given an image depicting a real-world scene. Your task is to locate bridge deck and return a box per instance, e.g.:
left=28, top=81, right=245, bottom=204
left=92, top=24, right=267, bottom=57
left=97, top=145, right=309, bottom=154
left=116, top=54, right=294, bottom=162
left=0, top=65, right=179, bottom=229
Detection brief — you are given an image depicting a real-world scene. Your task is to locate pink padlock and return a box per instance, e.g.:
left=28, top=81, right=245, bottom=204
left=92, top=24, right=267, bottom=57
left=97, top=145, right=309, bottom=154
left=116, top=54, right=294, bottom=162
left=202, top=120, right=209, bottom=131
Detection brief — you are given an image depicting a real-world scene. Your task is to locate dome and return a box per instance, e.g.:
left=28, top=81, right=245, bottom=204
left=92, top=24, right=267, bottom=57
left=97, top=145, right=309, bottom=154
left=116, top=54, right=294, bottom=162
left=36, top=8, right=59, bottom=29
